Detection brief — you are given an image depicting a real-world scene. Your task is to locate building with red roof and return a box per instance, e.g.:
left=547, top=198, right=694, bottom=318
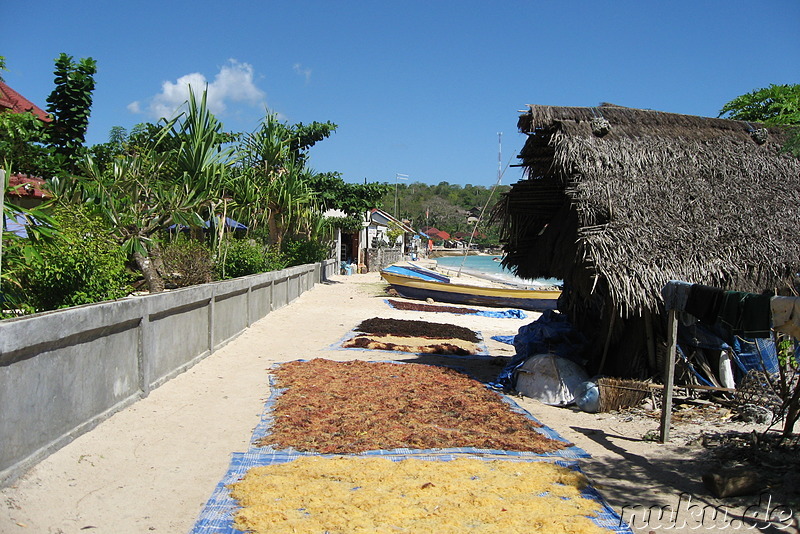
left=6, top=173, right=51, bottom=208
left=0, top=81, right=50, bottom=122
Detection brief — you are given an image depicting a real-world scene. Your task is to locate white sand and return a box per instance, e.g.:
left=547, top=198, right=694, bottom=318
left=1, top=272, right=793, bottom=533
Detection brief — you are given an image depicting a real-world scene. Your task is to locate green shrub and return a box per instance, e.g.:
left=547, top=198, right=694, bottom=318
left=161, top=237, right=213, bottom=287
left=6, top=205, right=132, bottom=312
left=263, top=247, right=289, bottom=272
left=280, top=236, right=330, bottom=267
left=215, top=238, right=266, bottom=279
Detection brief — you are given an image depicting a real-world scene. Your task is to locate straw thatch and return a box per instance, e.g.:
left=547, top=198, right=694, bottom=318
left=495, top=103, right=800, bottom=377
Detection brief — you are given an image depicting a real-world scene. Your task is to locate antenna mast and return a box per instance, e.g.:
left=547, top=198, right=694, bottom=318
left=457, top=133, right=504, bottom=277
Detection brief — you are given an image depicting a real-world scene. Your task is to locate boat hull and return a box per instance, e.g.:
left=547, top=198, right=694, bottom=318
left=381, top=271, right=560, bottom=311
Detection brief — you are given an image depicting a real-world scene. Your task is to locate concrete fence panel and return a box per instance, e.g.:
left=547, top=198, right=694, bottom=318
left=211, top=277, right=252, bottom=352
left=272, top=276, right=289, bottom=310
left=0, top=261, right=327, bottom=487
left=0, top=298, right=146, bottom=484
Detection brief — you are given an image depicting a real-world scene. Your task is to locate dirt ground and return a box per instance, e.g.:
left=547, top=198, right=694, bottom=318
left=1, top=271, right=798, bottom=533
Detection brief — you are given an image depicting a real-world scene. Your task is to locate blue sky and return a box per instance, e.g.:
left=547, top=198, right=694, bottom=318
left=4, top=1, right=798, bottom=187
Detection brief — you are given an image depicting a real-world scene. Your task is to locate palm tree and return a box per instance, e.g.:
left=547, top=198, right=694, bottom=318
left=232, top=112, right=317, bottom=250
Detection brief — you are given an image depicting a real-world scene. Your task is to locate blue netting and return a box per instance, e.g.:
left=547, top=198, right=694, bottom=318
left=385, top=298, right=527, bottom=319
left=191, top=452, right=632, bottom=534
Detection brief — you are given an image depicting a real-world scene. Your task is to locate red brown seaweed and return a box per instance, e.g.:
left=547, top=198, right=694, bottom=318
left=257, top=359, right=570, bottom=454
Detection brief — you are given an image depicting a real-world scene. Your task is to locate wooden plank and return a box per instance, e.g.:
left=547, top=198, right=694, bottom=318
left=660, top=309, right=678, bottom=443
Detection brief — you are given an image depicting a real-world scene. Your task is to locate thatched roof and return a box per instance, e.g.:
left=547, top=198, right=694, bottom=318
left=496, top=103, right=800, bottom=319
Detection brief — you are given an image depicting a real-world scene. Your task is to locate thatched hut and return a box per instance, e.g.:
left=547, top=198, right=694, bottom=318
left=495, top=103, right=800, bottom=378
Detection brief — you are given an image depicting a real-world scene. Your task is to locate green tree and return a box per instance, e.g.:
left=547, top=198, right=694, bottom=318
left=232, top=112, right=335, bottom=250
left=75, top=89, right=229, bottom=292
left=719, top=83, right=800, bottom=156
left=0, top=112, right=60, bottom=177
left=45, top=53, right=97, bottom=171
left=306, top=172, right=391, bottom=215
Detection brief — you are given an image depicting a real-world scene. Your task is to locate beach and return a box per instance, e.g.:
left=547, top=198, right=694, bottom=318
left=1, top=272, right=794, bottom=533
left=432, top=253, right=562, bottom=289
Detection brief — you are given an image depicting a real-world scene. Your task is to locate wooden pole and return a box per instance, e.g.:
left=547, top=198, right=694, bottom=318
left=644, top=309, right=657, bottom=373
left=597, top=306, right=615, bottom=375
left=0, top=169, right=5, bottom=284
left=660, top=308, right=678, bottom=442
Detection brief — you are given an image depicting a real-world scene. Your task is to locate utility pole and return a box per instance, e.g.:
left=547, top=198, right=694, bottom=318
left=394, top=173, right=408, bottom=219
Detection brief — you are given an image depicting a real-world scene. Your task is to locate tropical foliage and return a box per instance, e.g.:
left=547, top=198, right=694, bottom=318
left=2, top=205, right=131, bottom=314
left=382, top=181, right=510, bottom=245
left=1, top=51, right=509, bottom=315
left=719, top=83, right=800, bottom=157
left=3, top=53, right=391, bottom=313
left=45, top=53, right=97, bottom=172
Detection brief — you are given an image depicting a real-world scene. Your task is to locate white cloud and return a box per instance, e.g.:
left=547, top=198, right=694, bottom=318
left=293, top=63, right=312, bottom=84
left=131, top=59, right=266, bottom=120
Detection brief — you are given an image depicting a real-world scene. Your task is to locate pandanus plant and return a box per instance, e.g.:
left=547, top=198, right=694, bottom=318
left=78, top=88, right=231, bottom=292
left=231, top=112, right=317, bottom=251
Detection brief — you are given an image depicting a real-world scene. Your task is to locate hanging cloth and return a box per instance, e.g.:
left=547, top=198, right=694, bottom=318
left=719, top=291, right=772, bottom=338
left=771, top=296, right=800, bottom=339
left=685, top=284, right=725, bottom=325
left=662, top=280, right=692, bottom=312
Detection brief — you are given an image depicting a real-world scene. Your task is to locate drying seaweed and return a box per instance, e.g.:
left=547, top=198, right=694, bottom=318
left=355, top=317, right=479, bottom=343
left=257, top=359, right=570, bottom=454
left=229, top=457, right=605, bottom=534
left=343, top=334, right=476, bottom=356
left=387, top=298, right=480, bottom=315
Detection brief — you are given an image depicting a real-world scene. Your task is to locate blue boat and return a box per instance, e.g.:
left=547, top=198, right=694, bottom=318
left=382, top=264, right=451, bottom=282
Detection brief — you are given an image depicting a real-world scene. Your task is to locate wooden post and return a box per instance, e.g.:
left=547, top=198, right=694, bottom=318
left=644, top=309, right=657, bottom=372
left=0, top=170, right=4, bottom=283
left=660, top=308, right=678, bottom=442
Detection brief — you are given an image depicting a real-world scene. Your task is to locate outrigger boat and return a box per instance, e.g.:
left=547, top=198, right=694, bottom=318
left=381, top=264, right=561, bottom=311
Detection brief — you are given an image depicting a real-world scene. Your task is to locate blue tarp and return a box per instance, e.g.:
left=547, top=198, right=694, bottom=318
left=189, top=361, right=636, bottom=534
left=203, top=217, right=247, bottom=230
left=3, top=213, right=29, bottom=238
left=494, top=310, right=588, bottom=390
left=385, top=299, right=527, bottom=319
left=169, top=217, right=247, bottom=232
left=677, top=321, right=780, bottom=382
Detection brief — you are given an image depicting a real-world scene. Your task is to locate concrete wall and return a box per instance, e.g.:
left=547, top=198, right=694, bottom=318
left=0, top=259, right=337, bottom=487
left=365, top=247, right=403, bottom=272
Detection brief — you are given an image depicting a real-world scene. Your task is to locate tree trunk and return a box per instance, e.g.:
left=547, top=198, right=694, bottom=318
left=783, top=384, right=800, bottom=438
left=267, top=208, right=283, bottom=250
left=133, top=251, right=165, bottom=293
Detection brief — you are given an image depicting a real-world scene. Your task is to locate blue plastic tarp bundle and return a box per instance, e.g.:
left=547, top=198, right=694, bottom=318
left=677, top=321, right=780, bottom=382
left=730, top=337, right=780, bottom=376
left=475, top=308, right=527, bottom=319
left=493, top=310, right=588, bottom=389
left=384, top=299, right=526, bottom=319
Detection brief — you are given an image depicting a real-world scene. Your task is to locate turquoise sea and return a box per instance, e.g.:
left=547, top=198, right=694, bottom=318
left=433, top=254, right=562, bottom=288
